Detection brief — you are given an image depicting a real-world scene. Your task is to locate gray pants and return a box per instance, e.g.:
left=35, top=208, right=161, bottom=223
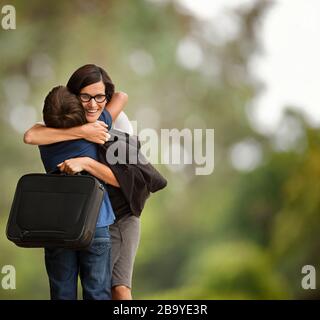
left=110, top=213, right=141, bottom=288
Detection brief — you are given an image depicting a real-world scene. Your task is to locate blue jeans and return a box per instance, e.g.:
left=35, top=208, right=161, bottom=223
left=44, top=227, right=112, bottom=300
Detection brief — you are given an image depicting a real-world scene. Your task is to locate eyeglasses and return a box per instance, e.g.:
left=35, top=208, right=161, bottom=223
left=79, top=93, right=107, bottom=103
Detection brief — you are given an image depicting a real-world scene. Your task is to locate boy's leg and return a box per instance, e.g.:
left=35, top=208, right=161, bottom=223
left=79, top=226, right=112, bottom=300
left=44, top=248, right=78, bottom=300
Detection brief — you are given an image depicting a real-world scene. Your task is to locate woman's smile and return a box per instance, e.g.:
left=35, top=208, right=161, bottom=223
left=85, top=108, right=100, bottom=115
left=84, top=107, right=103, bottom=122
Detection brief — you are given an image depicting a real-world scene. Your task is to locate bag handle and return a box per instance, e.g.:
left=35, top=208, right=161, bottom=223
left=47, top=167, right=82, bottom=176
left=47, top=168, right=61, bottom=175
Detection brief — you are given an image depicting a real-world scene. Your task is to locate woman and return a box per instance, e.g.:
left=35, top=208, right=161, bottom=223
left=24, top=64, right=140, bottom=300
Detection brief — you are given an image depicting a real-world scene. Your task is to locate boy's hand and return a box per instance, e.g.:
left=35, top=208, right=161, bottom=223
left=81, top=121, right=110, bottom=144
left=58, top=157, right=90, bottom=175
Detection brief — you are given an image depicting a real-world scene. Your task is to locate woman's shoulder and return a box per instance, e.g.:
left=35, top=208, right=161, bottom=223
left=99, top=109, right=113, bottom=128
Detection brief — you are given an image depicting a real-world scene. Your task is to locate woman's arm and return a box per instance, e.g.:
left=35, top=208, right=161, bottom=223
left=23, top=91, right=128, bottom=145
left=106, top=91, right=128, bottom=122
left=23, top=121, right=109, bottom=145
left=58, top=157, right=120, bottom=188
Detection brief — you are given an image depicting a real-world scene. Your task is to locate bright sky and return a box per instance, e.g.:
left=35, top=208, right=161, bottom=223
left=174, top=0, right=320, bottom=135
left=248, top=0, right=320, bottom=134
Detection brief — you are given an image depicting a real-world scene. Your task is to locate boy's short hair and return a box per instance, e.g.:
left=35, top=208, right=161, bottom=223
left=43, top=85, right=86, bottom=128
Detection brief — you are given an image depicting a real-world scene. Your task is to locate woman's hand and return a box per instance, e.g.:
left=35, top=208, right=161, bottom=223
left=81, top=121, right=110, bottom=144
left=57, top=157, right=90, bottom=175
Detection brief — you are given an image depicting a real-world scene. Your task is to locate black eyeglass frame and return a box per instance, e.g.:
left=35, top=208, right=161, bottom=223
left=78, top=93, right=107, bottom=103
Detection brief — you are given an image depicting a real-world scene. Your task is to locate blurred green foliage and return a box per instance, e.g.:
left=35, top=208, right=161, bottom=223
left=0, top=0, right=319, bottom=299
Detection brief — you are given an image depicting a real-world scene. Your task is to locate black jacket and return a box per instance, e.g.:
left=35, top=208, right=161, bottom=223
left=98, top=129, right=167, bottom=218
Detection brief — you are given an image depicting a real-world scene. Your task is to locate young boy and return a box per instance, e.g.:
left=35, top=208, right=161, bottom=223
left=40, top=85, right=117, bottom=300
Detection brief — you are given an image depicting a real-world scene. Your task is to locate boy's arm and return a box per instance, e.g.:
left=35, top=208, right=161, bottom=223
left=23, top=121, right=109, bottom=145
left=106, top=91, right=128, bottom=122
left=58, top=157, right=120, bottom=188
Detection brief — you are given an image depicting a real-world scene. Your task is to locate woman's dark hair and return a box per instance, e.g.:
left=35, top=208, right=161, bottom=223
left=43, top=86, right=87, bottom=128
left=67, top=64, right=115, bottom=103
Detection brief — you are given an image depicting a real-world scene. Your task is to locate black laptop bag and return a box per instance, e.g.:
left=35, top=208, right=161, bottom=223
left=6, top=172, right=105, bottom=249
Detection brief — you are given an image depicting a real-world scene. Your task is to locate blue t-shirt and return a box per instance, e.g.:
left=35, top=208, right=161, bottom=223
left=38, top=109, right=115, bottom=227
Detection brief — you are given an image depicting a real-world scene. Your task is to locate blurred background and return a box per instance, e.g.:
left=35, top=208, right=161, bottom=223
left=0, top=0, right=320, bottom=299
